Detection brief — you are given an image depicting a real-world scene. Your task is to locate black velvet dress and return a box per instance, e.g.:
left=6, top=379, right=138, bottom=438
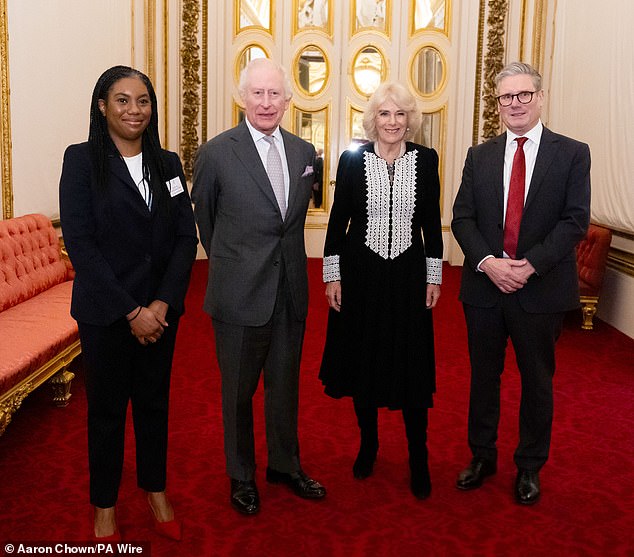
left=319, top=142, right=443, bottom=409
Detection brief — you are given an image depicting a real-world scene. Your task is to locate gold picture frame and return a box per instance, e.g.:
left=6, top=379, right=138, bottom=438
left=235, top=0, right=274, bottom=37
left=291, top=103, right=330, bottom=213
left=292, top=0, right=333, bottom=39
left=409, top=0, right=451, bottom=38
left=292, top=44, right=329, bottom=98
left=234, top=43, right=270, bottom=87
left=351, top=0, right=391, bottom=38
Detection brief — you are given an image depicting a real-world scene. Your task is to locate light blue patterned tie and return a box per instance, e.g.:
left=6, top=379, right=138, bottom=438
left=263, top=136, right=287, bottom=218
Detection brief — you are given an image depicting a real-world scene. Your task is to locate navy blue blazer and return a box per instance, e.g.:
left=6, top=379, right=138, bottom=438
left=59, top=142, right=198, bottom=326
left=451, top=127, right=591, bottom=313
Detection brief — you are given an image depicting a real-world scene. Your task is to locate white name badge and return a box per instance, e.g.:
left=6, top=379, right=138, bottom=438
left=167, top=176, right=185, bottom=197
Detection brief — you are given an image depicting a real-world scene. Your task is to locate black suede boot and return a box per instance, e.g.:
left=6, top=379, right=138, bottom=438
left=403, top=408, right=431, bottom=499
left=352, top=401, right=378, bottom=479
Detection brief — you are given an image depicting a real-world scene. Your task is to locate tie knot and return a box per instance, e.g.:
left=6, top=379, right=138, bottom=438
left=264, top=135, right=275, bottom=145
left=515, top=136, right=528, bottom=148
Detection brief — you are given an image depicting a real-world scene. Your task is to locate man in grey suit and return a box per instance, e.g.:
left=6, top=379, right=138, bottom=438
left=192, top=58, right=326, bottom=515
left=452, top=62, right=590, bottom=505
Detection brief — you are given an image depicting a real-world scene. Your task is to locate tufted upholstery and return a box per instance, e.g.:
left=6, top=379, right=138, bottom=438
left=576, top=224, right=612, bottom=330
left=0, top=214, right=70, bottom=313
left=0, top=214, right=79, bottom=437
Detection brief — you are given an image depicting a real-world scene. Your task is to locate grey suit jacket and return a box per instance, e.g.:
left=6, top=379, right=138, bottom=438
left=192, top=121, right=316, bottom=326
left=451, top=127, right=591, bottom=313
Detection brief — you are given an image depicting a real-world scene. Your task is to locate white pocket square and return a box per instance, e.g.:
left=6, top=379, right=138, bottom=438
left=302, top=165, right=314, bottom=177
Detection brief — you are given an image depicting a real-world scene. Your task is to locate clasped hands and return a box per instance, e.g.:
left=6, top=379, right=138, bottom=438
left=126, top=300, right=169, bottom=346
left=481, top=257, right=536, bottom=294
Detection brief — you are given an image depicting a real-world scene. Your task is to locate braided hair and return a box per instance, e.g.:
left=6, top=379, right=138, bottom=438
left=88, top=65, right=169, bottom=211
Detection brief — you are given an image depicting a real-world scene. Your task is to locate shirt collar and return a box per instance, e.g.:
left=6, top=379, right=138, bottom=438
left=245, top=117, right=283, bottom=144
left=506, top=120, right=543, bottom=147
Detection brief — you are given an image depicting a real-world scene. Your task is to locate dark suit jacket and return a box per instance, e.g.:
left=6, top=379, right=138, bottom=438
left=192, top=121, right=315, bottom=326
left=451, top=127, right=591, bottom=313
left=59, top=142, right=198, bottom=326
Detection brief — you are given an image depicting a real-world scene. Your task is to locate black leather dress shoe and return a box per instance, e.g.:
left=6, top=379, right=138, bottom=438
left=456, top=458, right=497, bottom=490
left=515, top=469, right=540, bottom=505
left=266, top=468, right=326, bottom=499
left=230, top=479, right=259, bottom=515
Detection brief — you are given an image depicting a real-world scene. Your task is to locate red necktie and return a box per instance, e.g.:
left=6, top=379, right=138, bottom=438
left=504, top=137, right=528, bottom=259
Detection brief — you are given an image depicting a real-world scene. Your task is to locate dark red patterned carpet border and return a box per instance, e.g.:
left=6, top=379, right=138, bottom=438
left=1, top=259, right=633, bottom=556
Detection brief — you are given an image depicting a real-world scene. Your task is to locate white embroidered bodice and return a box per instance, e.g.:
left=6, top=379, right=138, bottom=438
left=364, top=149, right=417, bottom=260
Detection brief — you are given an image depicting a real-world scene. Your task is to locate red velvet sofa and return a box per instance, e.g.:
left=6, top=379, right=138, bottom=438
left=576, top=223, right=613, bottom=330
left=0, top=213, right=79, bottom=437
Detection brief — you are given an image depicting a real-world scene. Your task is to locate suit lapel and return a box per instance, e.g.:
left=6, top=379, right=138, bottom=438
left=489, top=134, right=507, bottom=216
left=108, top=152, right=138, bottom=193
left=281, top=129, right=304, bottom=219
left=230, top=122, right=282, bottom=215
left=108, top=152, right=153, bottom=213
left=524, top=127, right=559, bottom=211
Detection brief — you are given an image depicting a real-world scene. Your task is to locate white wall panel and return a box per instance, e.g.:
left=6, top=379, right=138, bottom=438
left=8, top=0, right=133, bottom=218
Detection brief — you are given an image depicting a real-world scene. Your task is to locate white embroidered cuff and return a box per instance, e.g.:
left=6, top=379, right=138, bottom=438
left=323, top=255, right=341, bottom=282
left=426, top=257, right=442, bottom=285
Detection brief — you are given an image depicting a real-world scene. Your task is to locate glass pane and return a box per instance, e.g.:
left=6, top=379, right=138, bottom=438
left=237, top=45, right=268, bottom=76
left=293, top=107, right=328, bottom=210
left=297, top=0, right=329, bottom=29
left=295, top=46, right=328, bottom=96
left=413, top=0, right=446, bottom=32
left=349, top=106, right=367, bottom=145
left=411, top=46, right=444, bottom=96
left=295, top=108, right=326, bottom=152
left=413, top=110, right=442, bottom=152
left=354, top=0, right=387, bottom=32
left=353, top=46, right=385, bottom=97
left=239, top=0, right=271, bottom=31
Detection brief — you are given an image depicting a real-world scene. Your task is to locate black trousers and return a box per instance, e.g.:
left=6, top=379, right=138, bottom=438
left=213, top=270, right=306, bottom=481
left=78, top=314, right=178, bottom=508
left=463, top=294, right=564, bottom=471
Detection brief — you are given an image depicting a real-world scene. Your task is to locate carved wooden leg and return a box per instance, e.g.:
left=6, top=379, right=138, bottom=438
left=580, top=297, right=599, bottom=330
left=49, top=369, right=75, bottom=407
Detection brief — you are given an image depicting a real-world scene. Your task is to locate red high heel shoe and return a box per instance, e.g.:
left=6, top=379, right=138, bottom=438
left=91, top=507, right=121, bottom=541
left=153, top=517, right=182, bottom=541
left=93, top=530, right=121, bottom=542
left=147, top=495, right=182, bottom=541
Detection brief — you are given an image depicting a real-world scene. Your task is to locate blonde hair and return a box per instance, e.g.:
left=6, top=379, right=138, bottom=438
left=362, top=82, right=421, bottom=142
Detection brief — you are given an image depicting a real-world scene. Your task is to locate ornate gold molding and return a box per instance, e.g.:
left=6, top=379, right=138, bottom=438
left=163, top=0, right=169, bottom=147
left=181, top=0, right=201, bottom=181
left=472, top=0, right=486, bottom=145
left=201, top=0, right=208, bottom=144
left=531, top=0, right=546, bottom=69
left=519, top=0, right=527, bottom=62
left=481, top=0, right=508, bottom=141
left=145, top=0, right=156, bottom=81
left=1, top=0, right=13, bottom=218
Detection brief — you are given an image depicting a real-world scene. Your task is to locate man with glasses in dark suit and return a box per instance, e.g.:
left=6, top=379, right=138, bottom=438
left=452, top=62, right=590, bottom=505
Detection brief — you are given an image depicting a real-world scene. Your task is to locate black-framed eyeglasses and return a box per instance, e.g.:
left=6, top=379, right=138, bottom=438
left=496, top=91, right=537, bottom=107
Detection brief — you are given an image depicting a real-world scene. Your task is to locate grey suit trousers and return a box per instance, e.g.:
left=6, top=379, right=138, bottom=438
left=212, top=264, right=305, bottom=481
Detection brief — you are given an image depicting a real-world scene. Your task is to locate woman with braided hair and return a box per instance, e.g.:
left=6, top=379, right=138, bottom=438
left=60, top=66, right=197, bottom=540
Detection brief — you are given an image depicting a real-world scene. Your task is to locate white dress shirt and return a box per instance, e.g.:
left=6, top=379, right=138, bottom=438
left=244, top=118, right=290, bottom=205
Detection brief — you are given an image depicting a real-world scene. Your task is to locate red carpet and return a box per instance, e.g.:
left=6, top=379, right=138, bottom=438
left=1, top=259, right=633, bottom=556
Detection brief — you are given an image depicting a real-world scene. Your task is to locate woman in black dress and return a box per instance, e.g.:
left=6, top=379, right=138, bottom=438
left=320, top=82, right=443, bottom=499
